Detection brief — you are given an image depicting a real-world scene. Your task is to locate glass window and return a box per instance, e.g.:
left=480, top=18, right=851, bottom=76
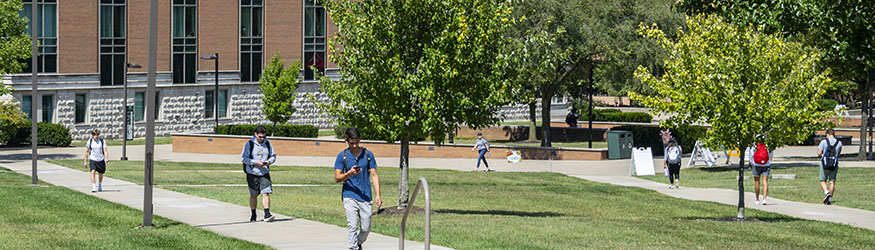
left=304, top=0, right=325, bottom=80
left=173, top=0, right=197, bottom=84
left=205, top=90, right=214, bottom=118
left=41, top=94, right=53, bottom=123
left=205, top=89, right=229, bottom=118
left=135, top=91, right=144, bottom=121
left=218, top=89, right=228, bottom=118
left=241, top=0, right=263, bottom=82
left=19, top=1, right=58, bottom=73
left=99, top=1, right=126, bottom=86
left=154, top=91, right=161, bottom=120
left=21, top=96, right=32, bottom=120
left=75, top=94, right=87, bottom=123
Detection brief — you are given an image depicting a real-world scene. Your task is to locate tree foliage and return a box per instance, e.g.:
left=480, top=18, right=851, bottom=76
left=0, top=100, right=28, bottom=145
left=631, top=15, right=835, bottom=218
left=0, top=0, right=32, bottom=94
left=318, top=0, right=516, bottom=208
left=260, top=53, right=301, bottom=129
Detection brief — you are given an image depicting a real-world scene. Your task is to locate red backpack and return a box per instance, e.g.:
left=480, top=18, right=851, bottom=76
left=753, top=143, right=769, bottom=165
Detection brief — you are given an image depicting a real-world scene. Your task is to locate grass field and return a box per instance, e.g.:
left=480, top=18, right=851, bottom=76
left=0, top=166, right=269, bottom=249
left=70, top=137, right=174, bottom=147
left=50, top=160, right=875, bottom=249
left=637, top=165, right=875, bottom=212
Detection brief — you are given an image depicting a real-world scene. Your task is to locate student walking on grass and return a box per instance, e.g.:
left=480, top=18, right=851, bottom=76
left=471, top=132, right=490, bottom=171
left=663, top=138, right=682, bottom=189
left=818, top=128, right=842, bottom=205
left=334, top=127, right=382, bottom=250
left=748, top=142, right=774, bottom=205
left=241, top=125, right=277, bottom=222
left=84, top=129, right=109, bottom=193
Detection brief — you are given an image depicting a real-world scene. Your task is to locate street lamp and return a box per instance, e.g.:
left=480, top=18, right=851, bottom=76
left=200, top=53, right=219, bottom=134
left=122, top=62, right=141, bottom=161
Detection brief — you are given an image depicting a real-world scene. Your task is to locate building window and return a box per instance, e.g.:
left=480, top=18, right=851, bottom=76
left=75, top=93, right=87, bottom=123
left=134, top=91, right=160, bottom=121
left=41, top=94, right=53, bottom=123
left=172, top=0, right=197, bottom=84
left=303, top=0, right=325, bottom=80
left=205, top=89, right=228, bottom=118
left=241, top=0, right=263, bottom=82
left=21, top=96, right=32, bottom=120
left=19, top=0, right=58, bottom=73
left=99, top=0, right=126, bottom=86
left=154, top=91, right=161, bottom=120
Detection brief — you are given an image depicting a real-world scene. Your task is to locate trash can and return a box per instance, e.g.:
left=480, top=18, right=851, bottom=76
left=607, top=130, right=633, bottom=159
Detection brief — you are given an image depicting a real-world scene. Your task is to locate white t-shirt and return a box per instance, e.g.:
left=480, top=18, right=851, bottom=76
left=87, top=138, right=106, bottom=161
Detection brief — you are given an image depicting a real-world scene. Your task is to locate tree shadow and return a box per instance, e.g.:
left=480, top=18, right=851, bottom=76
left=434, top=209, right=564, bottom=217
left=678, top=216, right=804, bottom=223
left=0, top=153, right=78, bottom=161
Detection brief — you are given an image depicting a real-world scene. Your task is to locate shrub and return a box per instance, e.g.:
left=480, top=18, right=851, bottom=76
left=816, top=99, right=839, bottom=111
left=8, top=121, right=72, bottom=147
left=599, top=112, right=653, bottom=123
left=0, top=100, right=28, bottom=145
left=333, top=124, right=426, bottom=141
left=611, top=125, right=707, bottom=156
left=218, top=124, right=318, bottom=138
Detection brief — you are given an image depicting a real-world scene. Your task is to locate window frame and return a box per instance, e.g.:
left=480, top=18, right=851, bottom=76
left=99, top=0, right=127, bottom=86
left=303, top=0, right=326, bottom=81
left=75, top=93, right=87, bottom=124
left=205, top=89, right=229, bottom=119
left=172, top=0, right=198, bottom=84
left=240, top=0, right=263, bottom=82
left=20, top=0, right=59, bottom=73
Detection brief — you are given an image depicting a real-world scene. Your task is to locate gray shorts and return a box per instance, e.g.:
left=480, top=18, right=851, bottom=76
left=752, top=166, right=771, bottom=177
left=89, top=160, right=106, bottom=174
left=246, top=174, right=273, bottom=196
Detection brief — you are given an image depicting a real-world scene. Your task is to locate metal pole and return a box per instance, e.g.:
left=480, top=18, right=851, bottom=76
left=214, top=53, right=219, bottom=134
left=122, top=64, right=128, bottom=160
left=30, top=0, right=39, bottom=186
left=588, top=65, right=593, bottom=149
left=143, top=0, right=158, bottom=227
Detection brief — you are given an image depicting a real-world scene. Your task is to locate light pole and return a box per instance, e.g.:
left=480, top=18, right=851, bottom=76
left=200, top=53, right=219, bottom=134
left=122, top=63, right=141, bottom=161
left=143, top=0, right=158, bottom=228
left=30, top=0, right=39, bottom=186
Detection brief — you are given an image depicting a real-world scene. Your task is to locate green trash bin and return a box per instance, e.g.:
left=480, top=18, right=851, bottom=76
left=607, top=130, right=633, bottom=159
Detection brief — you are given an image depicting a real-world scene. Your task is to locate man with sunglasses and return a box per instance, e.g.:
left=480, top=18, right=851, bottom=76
left=334, top=127, right=382, bottom=250
left=242, top=125, right=277, bottom=222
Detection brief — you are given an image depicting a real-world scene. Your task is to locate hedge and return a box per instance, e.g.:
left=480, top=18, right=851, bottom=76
left=816, top=99, right=839, bottom=111
left=217, top=124, right=318, bottom=138
left=333, top=125, right=426, bottom=141
left=7, top=121, right=73, bottom=147
left=577, top=110, right=653, bottom=123
left=611, top=125, right=707, bottom=156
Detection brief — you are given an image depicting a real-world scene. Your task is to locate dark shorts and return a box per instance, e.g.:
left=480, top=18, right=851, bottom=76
left=246, top=173, right=273, bottom=196
left=89, top=160, right=106, bottom=174
left=752, top=166, right=771, bottom=177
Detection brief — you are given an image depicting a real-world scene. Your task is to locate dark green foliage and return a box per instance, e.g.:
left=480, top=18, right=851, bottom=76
left=612, top=125, right=707, bottom=155
left=575, top=108, right=652, bottom=123
left=816, top=99, right=839, bottom=111
left=217, top=124, right=317, bottom=138
left=333, top=124, right=426, bottom=142
left=7, top=121, right=72, bottom=146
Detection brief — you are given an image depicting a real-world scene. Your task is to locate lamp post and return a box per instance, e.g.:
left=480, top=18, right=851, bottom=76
left=30, top=0, right=39, bottom=186
left=143, top=0, right=158, bottom=228
left=122, top=63, right=141, bottom=161
left=200, top=53, right=219, bottom=134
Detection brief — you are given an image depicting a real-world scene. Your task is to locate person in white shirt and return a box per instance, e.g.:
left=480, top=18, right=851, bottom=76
left=83, top=130, right=109, bottom=193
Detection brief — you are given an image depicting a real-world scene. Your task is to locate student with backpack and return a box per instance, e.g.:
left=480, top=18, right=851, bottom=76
left=334, top=127, right=382, bottom=250
left=747, top=142, right=774, bottom=205
left=241, top=125, right=277, bottom=222
left=83, top=129, right=109, bottom=193
left=663, top=138, right=682, bottom=189
left=817, top=129, right=842, bottom=205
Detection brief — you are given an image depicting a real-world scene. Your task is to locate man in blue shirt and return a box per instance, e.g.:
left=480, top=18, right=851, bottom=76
left=334, top=127, right=382, bottom=250
left=241, top=125, right=277, bottom=222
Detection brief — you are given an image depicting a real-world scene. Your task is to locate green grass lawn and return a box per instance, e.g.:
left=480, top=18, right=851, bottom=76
left=49, top=160, right=875, bottom=249
left=450, top=138, right=607, bottom=149
left=637, top=166, right=875, bottom=212
left=70, top=136, right=174, bottom=147
left=0, top=166, right=269, bottom=249
left=318, top=129, right=337, bottom=137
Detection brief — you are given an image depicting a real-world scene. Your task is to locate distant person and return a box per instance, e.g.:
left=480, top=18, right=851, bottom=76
left=817, top=129, right=842, bottom=205
left=747, top=142, right=773, bottom=205
left=334, top=127, right=382, bottom=250
left=241, top=125, right=277, bottom=222
left=471, top=132, right=491, bottom=171
left=565, top=108, right=579, bottom=128
left=663, top=138, right=682, bottom=189
left=659, top=128, right=672, bottom=152
left=83, top=129, right=109, bottom=193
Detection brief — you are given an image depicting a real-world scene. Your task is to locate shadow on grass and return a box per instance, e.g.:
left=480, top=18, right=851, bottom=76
left=696, top=165, right=817, bottom=173
left=678, top=216, right=804, bottom=223
left=435, top=209, right=564, bottom=217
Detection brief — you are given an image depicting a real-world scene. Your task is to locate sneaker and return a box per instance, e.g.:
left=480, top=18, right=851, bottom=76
left=669, top=186, right=674, bottom=189
left=250, top=214, right=257, bottom=222
left=823, top=193, right=831, bottom=204
left=264, top=214, right=276, bottom=222
left=675, top=186, right=680, bottom=189
left=827, top=197, right=833, bottom=205
left=91, top=187, right=97, bottom=193
left=754, top=200, right=760, bottom=205
left=762, top=200, right=767, bottom=205
left=98, top=186, right=102, bottom=192
left=357, top=243, right=362, bottom=250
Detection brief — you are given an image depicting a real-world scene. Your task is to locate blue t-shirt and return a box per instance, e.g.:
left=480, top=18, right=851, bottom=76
left=334, top=149, right=377, bottom=202
left=476, top=138, right=489, bottom=150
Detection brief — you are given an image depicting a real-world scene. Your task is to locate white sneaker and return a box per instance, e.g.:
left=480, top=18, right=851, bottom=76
left=754, top=200, right=760, bottom=205
left=762, top=200, right=767, bottom=205
left=91, top=187, right=97, bottom=193
left=669, top=186, right=674, bottom=189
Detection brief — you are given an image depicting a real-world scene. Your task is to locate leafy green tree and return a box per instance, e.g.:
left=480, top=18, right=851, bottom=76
left=260, top=53, right=301, bottom=134
left=631, top=15, right=835, bottom=218
left=0, top=100, right=28, bottom=145
left=0, top=0, right=32, bottom=94
left=318, top=0, right=515, bottom=209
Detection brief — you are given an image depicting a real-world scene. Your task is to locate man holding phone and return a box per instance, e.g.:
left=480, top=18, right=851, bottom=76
left=241, top=125, right=276, bottom=222
left=334, top=127, right=382, bottom=250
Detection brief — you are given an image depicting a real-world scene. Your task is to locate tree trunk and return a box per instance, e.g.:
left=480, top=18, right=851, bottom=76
left=737, top=149, right=746, bottom=218
left=272, top=122, right=277, bottom=137
left=528, top=100, right=537, bottom=141
left=860, top=89, right=868, bottom=161
left=398, top=125, right=410, bottom=209
left=540, top=95, right=552, bottom=147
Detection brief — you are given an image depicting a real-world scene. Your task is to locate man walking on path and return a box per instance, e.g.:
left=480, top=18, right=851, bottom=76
left=334, top=128, right=382, bottom=250
left=84, top=129, right=109, bottom=193
left=241, top=125, right=277, bottom=222
left=817, top=128, right=842, bottom=205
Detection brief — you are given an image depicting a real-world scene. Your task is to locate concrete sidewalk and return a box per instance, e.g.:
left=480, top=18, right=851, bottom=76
left=0, top=159, right=450, bottom=250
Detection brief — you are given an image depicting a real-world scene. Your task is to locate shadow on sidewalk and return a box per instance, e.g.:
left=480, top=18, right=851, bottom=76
left=195, top=218, right=296, bottom=228
left=435, top=209, right=564, bottom=217
left=0, top=153, right=78, bottom=163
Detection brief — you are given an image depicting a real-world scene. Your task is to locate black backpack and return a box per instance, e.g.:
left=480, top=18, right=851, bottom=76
left=822, top=139, right=840, bottom=170
left=243, top=140, right=272, bottom=173
left=86, top=138, right=105, bottom=148
left=342, top=148, right=372, bottom=173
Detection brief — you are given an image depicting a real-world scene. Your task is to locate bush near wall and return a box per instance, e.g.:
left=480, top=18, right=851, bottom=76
left=333, top=125, right=427, bottom=141
left=816, top=99, right=839, bottom=111
left=7, top=121, right=73, bottom=147
left=575, top=108, right=653, bottom=123
left=611, top=125, right=707, bottom=156
left=218, top=124, right=318, bottom=138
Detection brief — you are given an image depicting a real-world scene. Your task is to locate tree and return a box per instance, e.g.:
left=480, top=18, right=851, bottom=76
left=260, top=53, right=301, bottom=134
left=631, top=15, right=835, bottom=218
left=0, top=100, right=28, bottom=145
left=0, top=0, right=32, bottom=94
left=318, top=0, right=515, bottom=209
